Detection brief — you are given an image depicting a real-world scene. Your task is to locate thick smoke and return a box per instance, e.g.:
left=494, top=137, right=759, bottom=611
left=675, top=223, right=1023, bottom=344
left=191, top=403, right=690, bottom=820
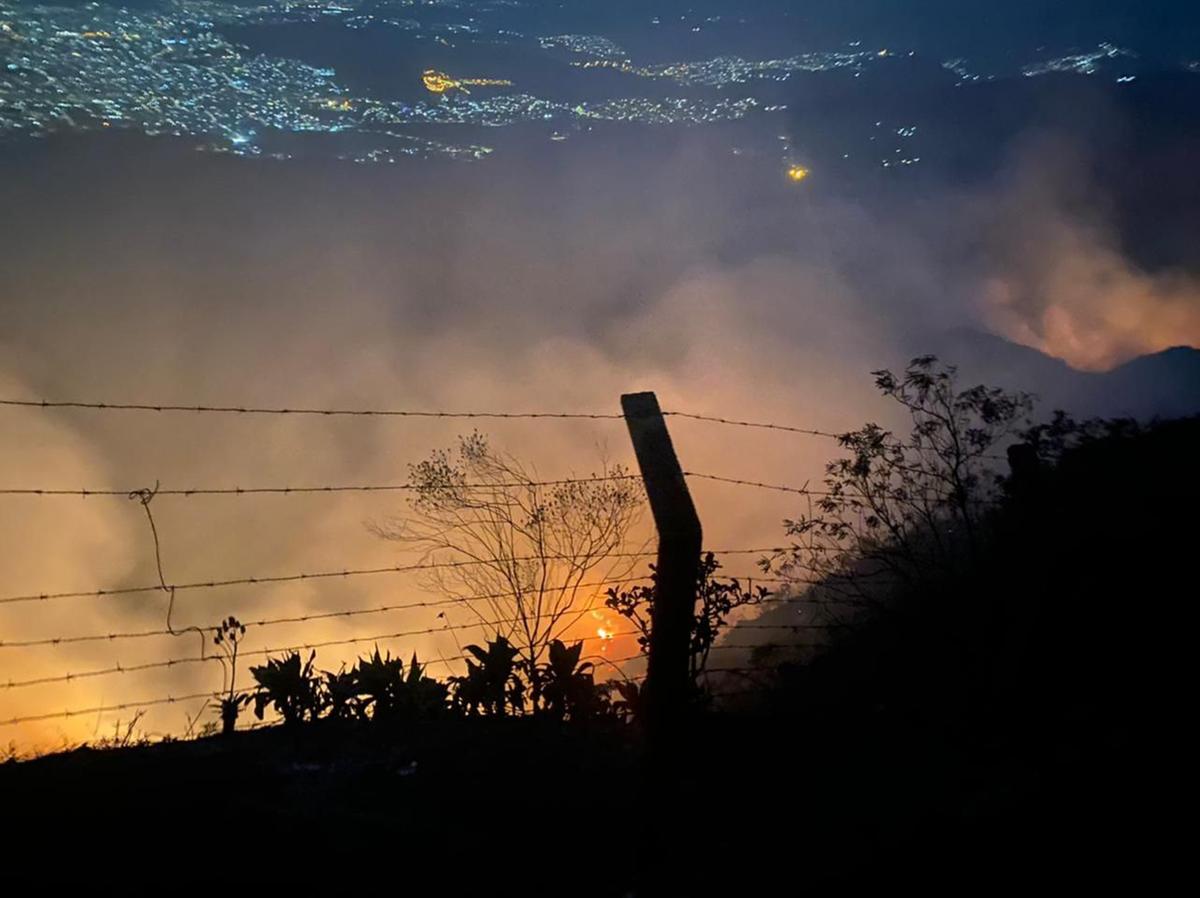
left=0, top=125, right=1194, bottom=751
left=975, top=137, right=1200, bottom=371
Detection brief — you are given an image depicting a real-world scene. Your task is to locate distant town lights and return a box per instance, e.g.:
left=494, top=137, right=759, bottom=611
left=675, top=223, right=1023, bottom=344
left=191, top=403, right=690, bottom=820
left=787, top=164, right=811, bottom=183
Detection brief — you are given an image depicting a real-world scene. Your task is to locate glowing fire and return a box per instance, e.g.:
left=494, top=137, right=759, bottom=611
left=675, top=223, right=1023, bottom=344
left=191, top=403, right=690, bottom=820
left=590, top=608, right=620, bottom=651
left=786, top=164, right=811, bottom=183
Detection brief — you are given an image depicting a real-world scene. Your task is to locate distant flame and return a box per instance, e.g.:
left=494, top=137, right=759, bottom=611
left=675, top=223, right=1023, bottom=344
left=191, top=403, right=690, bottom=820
left=786, top=164, right=811, bottom=183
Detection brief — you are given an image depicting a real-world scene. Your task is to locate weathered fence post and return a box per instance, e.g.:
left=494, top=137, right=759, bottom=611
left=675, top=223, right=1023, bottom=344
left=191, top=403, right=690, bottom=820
left=621, top=391, right=702, bottom=737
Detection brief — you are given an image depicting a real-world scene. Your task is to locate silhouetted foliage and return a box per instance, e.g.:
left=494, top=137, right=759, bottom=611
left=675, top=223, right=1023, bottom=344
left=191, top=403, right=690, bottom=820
left=450, top=636, right=526, bottom=717
left=352, top=647, right=406, bottom=719
left=537, top=639, right=601, bottom=720
left=10, top=372, right=1192, bottom=894
left=763, top=355, right=1034, bottom=601
left=606, top=552, right=769, bottom=683
left=216, top=637, right=620, bottom=728
left=1016, top=409, right=1142, bottom=465
left=603, top=679, right=644, bottom=723
left=371, top=431, right=645, bottom=710
left=353, top=648, right=449, bottom=723
left=321, top=665, right=362, bottom=722
left=251, top=650, right=322, bottom=726
left=747, top=409, right=1197, bottom=788
left=212, top=616, right=248, bottom=736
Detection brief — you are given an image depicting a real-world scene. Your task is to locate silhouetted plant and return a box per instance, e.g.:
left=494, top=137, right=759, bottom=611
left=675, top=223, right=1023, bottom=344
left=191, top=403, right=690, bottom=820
left=451, top=636, right=525, bottom=717
left=322, top=665, right=364, bottom=722
left=538, top=639, right=601, bottom=720
left=353, top=647, right=407, bottom=720
left=352, top=647, right=449, bottom=722
left=251, top=650, right=321, bottom=726
left=1016, top=410, right=1141, bottom=465
left=396, top=652, right=451, bottom=719
left=606, top=553, right=770, bottom=681
left=94, top=711, right=148, bottom=749
left=370, top=431, right=645, bottom=707
left=763, top=355, right=1035, bottom=601
left=603, top=680, right=644, bottom=723
left=213, top=616, right=249, bottom=736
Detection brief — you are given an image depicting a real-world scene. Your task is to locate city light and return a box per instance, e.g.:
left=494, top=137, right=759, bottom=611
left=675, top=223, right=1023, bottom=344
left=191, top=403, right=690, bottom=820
left=422, top=69, right=513, bottom=95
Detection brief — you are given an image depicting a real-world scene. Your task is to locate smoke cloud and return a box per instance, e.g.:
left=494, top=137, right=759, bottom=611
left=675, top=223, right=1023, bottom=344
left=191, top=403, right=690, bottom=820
left=0, top=121, right=1194, bottom=752
left=976, top=137, right=1200, bottom=370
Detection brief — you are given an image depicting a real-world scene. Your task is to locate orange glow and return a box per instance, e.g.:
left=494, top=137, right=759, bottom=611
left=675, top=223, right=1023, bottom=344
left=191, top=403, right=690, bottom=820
left=982, top=241, right=1200, bottom=371
left=786, top=164, right=811, bottom=183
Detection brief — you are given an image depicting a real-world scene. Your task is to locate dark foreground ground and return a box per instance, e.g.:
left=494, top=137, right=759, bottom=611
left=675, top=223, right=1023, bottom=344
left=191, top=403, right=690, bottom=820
left=1, top=702, right=1166, bottom=893
left=6, top=418, right=1190, bottom=890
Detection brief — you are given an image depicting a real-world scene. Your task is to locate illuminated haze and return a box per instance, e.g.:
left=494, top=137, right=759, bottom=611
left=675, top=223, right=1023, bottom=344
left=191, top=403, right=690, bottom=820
left=2, top=23, right=1198, bottom=751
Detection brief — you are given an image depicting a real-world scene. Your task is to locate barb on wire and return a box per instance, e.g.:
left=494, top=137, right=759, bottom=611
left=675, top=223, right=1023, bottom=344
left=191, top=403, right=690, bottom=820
left=685, top=472, right=817, bottom=495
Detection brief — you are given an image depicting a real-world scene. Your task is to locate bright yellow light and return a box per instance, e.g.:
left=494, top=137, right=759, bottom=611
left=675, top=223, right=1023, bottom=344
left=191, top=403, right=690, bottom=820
left=422, top=70, right=458, bottom=93
left=597, top=628, right=613, bottom=640
left=422, top=69, right=512, bottom=95
left=787, top=164, right=811, bottom=183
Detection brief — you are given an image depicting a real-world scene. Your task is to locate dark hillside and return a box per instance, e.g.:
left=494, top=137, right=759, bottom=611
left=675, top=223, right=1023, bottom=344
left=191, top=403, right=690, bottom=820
left=4, top=417, right=1193, bottom=891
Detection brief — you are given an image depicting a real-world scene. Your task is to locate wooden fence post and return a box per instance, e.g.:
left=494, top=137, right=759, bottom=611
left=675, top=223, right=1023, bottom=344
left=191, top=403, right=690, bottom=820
left=621, top=391, right=702, bottom=736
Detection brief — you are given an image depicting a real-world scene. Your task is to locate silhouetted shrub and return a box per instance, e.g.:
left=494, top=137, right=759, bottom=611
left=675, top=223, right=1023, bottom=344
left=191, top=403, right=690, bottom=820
left=321, top=665, right=363, bottom=722
left=251, top=650, right=322, bottom=726
left=538, top=639, right=602, bottom=720
left=604, top=680, right=644, bottom=723
left=354, top=648, right=449, bottom=722
left=451, top=636, right=526, bottom=717
left=606, top=552, right=769, bottom=685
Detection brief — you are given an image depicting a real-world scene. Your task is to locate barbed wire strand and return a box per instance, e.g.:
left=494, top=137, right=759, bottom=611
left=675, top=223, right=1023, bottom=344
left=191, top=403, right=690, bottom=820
left=0, top=398, right=849, bottom=440
left=0, top=398, right=630, bottom=420
left=0, top=579, right=867, bottom=651
left=0, top=575, right=660, bottom=649
left=0, top=548, right=790, bottom=607
left=0, top=474, right=645, bottom=497
left=0, top=619, right=839, bottom=691
left=0, top=640, right=656, bottom=727
left=0, top=465, right=1018, bottom=502
left=663, top=411, right=843, bottom=438
left=0, top=473, right=838, bottom=499
left=0, top=620, right=653, bottom=690
left=0, top=657, right=806, bottom=728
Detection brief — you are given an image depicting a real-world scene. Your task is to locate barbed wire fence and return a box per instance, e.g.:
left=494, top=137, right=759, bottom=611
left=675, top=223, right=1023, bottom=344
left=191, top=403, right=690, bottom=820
left=0, top=393, right=937, bottom=745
